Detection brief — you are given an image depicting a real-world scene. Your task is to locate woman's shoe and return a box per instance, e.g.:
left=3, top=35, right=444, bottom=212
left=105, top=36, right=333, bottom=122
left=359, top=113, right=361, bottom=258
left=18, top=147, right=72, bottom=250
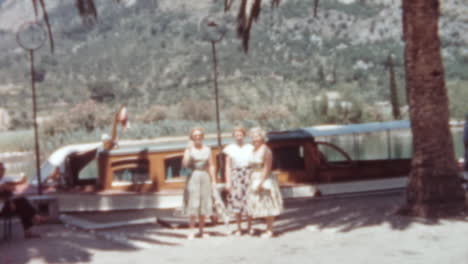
left=231, top=230, right=242, bottom=236
left=187, top=232, right=196, bottom=240
left=260, top=231, right=273, bottom=238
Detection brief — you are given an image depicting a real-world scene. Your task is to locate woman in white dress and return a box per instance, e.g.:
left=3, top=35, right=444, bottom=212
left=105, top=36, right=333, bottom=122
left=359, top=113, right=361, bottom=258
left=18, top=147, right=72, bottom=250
left=223, top=125, right=253, bottom=235
left=247, top=127, right=283, bottom=238
left=182, top=127, right=217, bottom=239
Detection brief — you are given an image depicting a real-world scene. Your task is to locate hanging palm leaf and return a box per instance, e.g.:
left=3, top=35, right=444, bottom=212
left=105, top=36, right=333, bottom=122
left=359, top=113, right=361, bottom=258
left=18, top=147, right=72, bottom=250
left=30, top=0, right=54, bottom=53
left=236, top=0, right=260, bottom=53
left=38, top=0, right=54, bottom=53
left=271, top=0, right=280, bottom=8
left=224, top=0, right=235, bottom=11
left=314, top=0, right=319, bottom=18
left=236, top=0, right=283, bottom=54
left=31, top=0, right=38, bottom=17
left=75, top=0, right=98, bottom=25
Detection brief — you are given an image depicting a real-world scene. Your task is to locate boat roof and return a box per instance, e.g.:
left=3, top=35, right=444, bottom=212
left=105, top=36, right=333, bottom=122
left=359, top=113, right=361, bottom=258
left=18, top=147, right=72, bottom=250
left=267, top=120, right=410, bottom=141
left=109, top=120, right=411, bottom=155
left=109, top=137, right=237, bottom=155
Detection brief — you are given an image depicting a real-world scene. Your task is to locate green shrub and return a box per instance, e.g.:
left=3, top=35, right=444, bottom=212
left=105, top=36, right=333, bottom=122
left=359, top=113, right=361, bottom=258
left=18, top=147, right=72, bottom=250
left=41, top=100, right=112, bottom=136
left=178, top=99, right=213, bottom=121
left=137, top=105, right=168, bottom=123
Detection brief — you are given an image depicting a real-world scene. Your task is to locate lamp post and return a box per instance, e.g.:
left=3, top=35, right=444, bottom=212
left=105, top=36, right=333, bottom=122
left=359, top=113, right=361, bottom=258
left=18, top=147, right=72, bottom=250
left=16, top=22, right=46, bottom=195
left=199, top=15, right=228, bottom=180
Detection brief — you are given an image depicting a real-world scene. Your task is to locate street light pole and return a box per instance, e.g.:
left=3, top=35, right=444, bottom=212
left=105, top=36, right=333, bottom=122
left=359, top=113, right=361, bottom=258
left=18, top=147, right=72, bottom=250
left=210, top=40, right=223, bottom=177
left=17, top=22, right=46, bottom=195
left=199, top=15, right=227, bottom=180
left=29, top=50, right=42, bottom=195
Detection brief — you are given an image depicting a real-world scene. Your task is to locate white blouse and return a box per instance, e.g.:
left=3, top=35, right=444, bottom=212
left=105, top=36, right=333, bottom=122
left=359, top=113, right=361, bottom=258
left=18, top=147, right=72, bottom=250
left=223, top=143, right=254, bottom=168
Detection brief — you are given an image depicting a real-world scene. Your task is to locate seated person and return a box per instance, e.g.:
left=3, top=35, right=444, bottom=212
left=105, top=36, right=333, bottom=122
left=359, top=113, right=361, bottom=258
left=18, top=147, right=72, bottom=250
left=0, top=162, right=45, bottom=238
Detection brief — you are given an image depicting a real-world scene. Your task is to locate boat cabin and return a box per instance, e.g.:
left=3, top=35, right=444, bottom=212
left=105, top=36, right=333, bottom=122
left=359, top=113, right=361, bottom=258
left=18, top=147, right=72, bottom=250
left=68, top=121, right=412, bottom=192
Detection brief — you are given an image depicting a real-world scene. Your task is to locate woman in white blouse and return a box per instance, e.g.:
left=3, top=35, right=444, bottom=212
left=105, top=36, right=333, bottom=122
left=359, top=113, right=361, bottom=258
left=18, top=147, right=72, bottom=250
left=223, top=125, right=254, bottom=235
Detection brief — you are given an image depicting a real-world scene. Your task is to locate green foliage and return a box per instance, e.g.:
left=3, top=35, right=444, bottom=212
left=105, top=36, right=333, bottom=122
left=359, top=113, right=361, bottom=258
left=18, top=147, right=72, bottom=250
left=87, top=81, right=115, bottom=102
left=319, top=0, right=383, bottom=18
left=137, top=105, right=168, bottom=123
left=0, top=130, right=34, bottom=152
left=178, top=99, right=213, bottom=121
left=41, top=100, right=112, bottom=136
left=0, top=0, right=466, bottom=141
left=447, top=80, right=468, bottom=120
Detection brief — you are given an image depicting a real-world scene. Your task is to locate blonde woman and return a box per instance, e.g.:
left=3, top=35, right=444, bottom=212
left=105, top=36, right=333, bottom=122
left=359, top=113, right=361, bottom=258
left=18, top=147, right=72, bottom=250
left=223, top=125, right=253, bottom=235
left=182, top=127, right=216, bottom=239
left=247, top=127, right=283, bottom=238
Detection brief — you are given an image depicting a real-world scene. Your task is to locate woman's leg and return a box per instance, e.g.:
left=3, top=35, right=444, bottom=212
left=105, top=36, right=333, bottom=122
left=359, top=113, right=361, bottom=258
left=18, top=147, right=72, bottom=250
left=188, top=215, right=196, bottom=239
left=260, top=216, right=274, bottom=238
left=235, top=213, right=242, bottom=233
left=266, top=216, right=274, bottom=232
left=246, top=215, right=253, bottom=235
left=198, top=215, right=205, bottom=236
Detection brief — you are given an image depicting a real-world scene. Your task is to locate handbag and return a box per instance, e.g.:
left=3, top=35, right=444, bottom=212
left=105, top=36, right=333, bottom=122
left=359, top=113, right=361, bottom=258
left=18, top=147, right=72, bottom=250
left=251, top=177, right=273, bottom=191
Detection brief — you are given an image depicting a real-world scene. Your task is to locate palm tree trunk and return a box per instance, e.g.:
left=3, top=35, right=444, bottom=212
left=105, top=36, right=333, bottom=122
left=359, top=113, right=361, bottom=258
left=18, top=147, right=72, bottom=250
left=402, top=0, right=465, bottom=217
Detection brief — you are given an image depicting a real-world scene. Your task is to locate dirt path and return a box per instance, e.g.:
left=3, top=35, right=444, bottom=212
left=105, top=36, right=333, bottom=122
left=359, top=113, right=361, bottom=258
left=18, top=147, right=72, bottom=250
left=2, top=192, right=467, bottom=264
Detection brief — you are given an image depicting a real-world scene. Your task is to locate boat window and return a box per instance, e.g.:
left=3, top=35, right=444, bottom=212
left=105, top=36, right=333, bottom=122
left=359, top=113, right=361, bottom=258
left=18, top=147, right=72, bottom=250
left=165, top=156, right=191, bottom=181
left=272, top=146, right=305, bottom=170
left=113, top=167, right=149, bottom=184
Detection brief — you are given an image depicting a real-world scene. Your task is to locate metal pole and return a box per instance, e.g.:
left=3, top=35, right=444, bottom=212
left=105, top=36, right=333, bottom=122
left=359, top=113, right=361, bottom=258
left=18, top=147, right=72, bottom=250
left=211, top=40, right=223, bottom=180
left=386, top=130, right=392, bottom=159
left=30, top=50, right=42, bottom=195
left=353, top=133, right=359, bottom=160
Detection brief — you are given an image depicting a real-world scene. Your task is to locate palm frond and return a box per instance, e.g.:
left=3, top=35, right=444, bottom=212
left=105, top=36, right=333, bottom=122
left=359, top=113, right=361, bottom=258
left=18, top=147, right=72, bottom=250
left=313, top=0, right=319, bottom=18
left=33, top=0, right=54, bottom=53
left=31, top=0, right=38, bottom=17
left=271, top=0, right=280, bottom=8
left=75, top=0, right=98, bottom=25
left=224, top=0, right=235, bottom=12
left=237, top=0, right=260, bottom=53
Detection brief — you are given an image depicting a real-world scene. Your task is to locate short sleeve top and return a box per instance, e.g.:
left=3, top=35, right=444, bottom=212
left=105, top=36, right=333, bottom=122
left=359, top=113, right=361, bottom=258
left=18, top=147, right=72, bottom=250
left=188, top=146, right=211, bottom=170
left=223, top=143, right=253, bottom=168
left=249, top=145, right=266, bottom=169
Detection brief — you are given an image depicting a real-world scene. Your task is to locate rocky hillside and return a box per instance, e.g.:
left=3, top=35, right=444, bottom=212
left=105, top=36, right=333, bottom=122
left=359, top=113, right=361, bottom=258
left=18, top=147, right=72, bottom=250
left=0, top=0, right=467, bottom=130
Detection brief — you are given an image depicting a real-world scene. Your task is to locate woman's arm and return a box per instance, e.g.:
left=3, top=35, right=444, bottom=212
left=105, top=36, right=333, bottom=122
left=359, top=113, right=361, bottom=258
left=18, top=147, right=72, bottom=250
left=259, top=146, right=273, bottom=185
left=208, top=149, right=217, bottom=185
left=182, top=145, right=192, bottom=168
left=225, top=156, right=232, bottom=190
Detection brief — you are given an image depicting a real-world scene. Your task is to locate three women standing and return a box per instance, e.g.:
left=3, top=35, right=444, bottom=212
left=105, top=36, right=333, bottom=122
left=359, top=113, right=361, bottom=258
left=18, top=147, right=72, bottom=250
left=183, top=125, right=283, bottom=239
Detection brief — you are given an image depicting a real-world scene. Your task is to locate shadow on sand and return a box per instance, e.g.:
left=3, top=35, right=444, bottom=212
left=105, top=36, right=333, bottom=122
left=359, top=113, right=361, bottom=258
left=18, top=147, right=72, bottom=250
left=274, top=191, right=467, bottom=236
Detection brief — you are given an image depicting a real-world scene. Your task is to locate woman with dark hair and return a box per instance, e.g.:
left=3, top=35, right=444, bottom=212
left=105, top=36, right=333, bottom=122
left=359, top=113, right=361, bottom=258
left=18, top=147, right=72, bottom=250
left=0, top=162, right=45, bottom=238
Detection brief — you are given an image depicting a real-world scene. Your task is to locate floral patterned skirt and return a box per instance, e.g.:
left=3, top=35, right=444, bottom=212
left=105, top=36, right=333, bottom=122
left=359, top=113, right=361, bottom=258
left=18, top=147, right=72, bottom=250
left=228, top=167, right=251, bottom=214
left=247, top=171, right=283, bottom=218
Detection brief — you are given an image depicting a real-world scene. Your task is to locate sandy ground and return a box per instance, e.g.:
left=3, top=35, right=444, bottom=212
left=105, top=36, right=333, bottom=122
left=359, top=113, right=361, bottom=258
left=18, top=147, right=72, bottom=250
left=1, top=192, right=467, bottom=264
